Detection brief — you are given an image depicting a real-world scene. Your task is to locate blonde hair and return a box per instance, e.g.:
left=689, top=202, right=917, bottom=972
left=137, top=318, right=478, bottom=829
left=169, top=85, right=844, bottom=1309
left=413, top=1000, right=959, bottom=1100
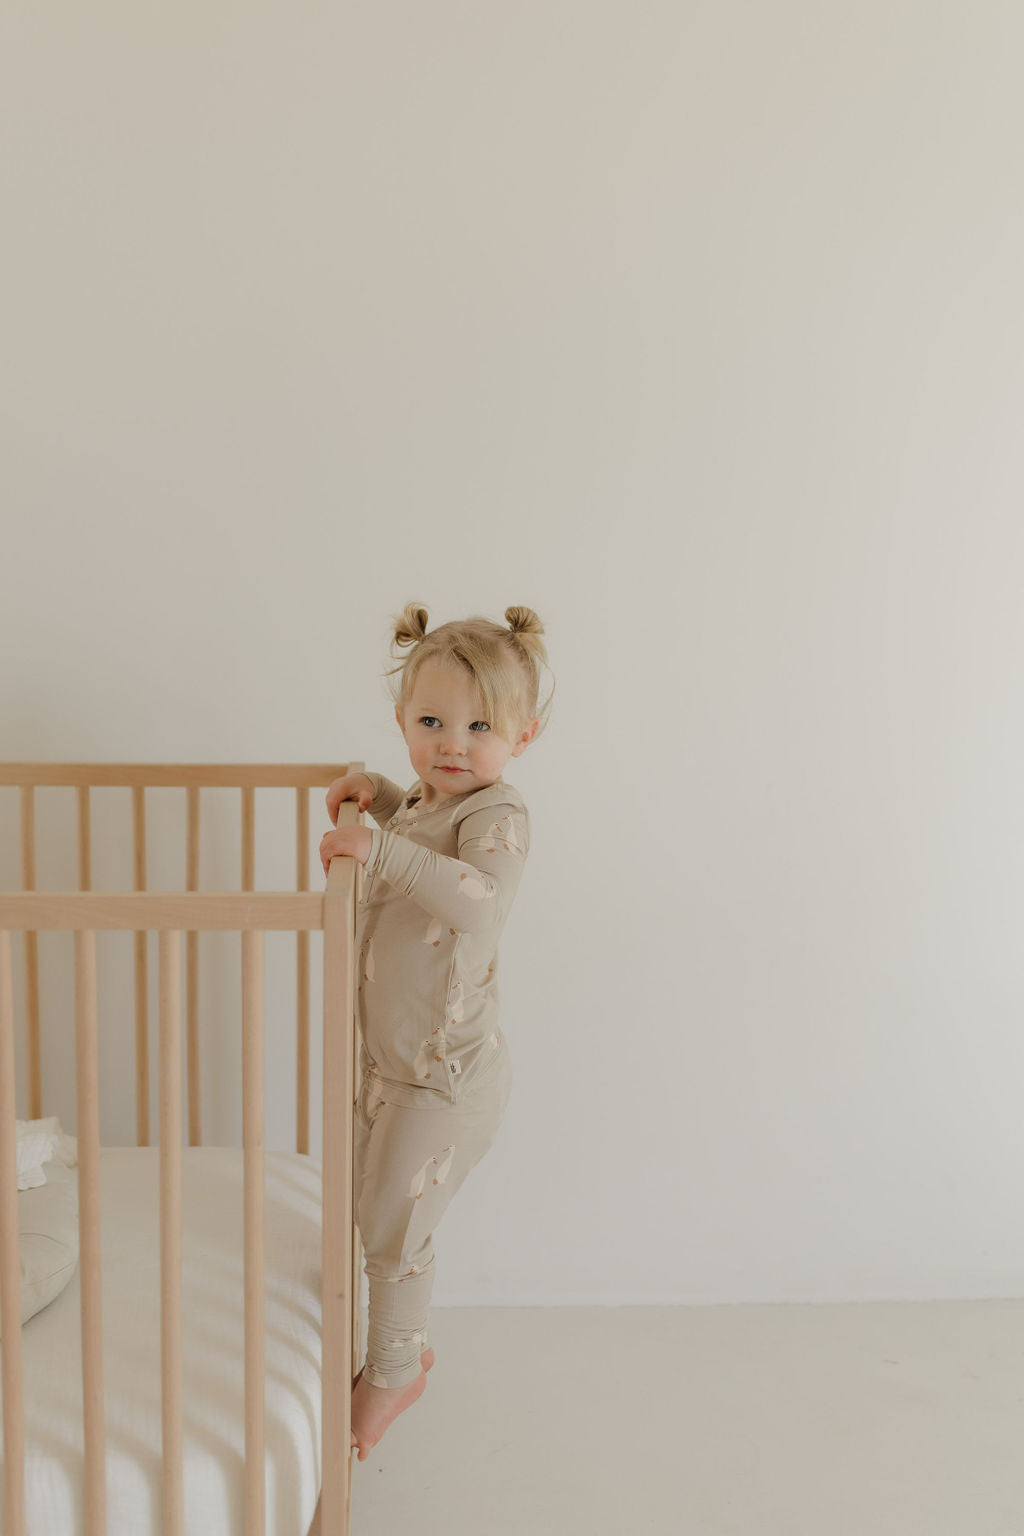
left=384, top=603, right=554, bottom=746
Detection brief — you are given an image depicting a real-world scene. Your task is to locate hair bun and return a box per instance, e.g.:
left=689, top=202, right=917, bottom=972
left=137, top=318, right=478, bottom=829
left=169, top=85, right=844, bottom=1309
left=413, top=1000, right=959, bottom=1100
left=393, top=602, right=430, bottom=650
left=504, top=605, right=544, bottom=637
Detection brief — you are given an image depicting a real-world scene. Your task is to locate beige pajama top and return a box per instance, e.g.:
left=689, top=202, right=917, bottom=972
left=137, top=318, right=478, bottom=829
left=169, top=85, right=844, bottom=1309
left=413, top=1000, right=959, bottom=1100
left=354, top=772, right=530, bottom=1107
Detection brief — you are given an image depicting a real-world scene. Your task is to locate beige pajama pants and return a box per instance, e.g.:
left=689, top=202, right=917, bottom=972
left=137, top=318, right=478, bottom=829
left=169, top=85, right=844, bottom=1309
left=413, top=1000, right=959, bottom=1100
left=353, top=1046, right=514, bottom=1389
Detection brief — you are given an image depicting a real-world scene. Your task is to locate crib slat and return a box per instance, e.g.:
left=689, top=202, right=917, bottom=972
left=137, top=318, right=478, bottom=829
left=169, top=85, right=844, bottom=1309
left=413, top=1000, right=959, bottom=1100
left=18, top=787, right=34, bottom=886
left=186, top=931, right=200, bottom=1146
left=22, top=933, right=40, bottom=1122
left=20, top=786, right=41, bottom=1119
left=349, top=819, right=365, bottom=1381
left=242, top=929, right=265, bottom=1535
left=77, top=784, right=92, bottom=891
left=351, top=859, right=364, bottom=1384
left=133, top=786, right=150, bottom=1147
left=160, top=930, right=184, bottom=1536
left=296, top=786, right=310, bottom=1155
left=186, top=786, right=201, bottom=1147
left=242, top=787, right=255, bottom=892
left=75, top=929, right=107, bottom=1534
left=0, top=931, right=27, bottom=1536
left=321, top=857, right=356, bottom=1533
left=355, top=844, right=366, bottom=1380
left=187, top=786, right=200, bottom=890
left=133, top=785, right=147, bottom=891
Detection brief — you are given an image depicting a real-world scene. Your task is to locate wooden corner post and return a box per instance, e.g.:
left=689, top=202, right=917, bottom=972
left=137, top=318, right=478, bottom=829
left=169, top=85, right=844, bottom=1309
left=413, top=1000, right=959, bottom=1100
left=320, top=802, right=359, bottom=1534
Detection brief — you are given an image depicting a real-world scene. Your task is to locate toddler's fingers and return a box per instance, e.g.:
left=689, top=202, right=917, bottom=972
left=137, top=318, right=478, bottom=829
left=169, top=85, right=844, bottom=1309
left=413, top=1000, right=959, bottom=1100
left=325, top=779, right=346, bottom=823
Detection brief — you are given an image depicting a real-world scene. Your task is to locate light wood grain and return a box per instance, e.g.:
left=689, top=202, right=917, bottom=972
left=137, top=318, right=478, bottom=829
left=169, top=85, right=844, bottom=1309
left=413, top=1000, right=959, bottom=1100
left=0, top=930, right=26, bottom=1536
left=75, top=930, right=106, bottom=1534
left=321, top=856, right=357, bottom=1533
left=297, top=786, right=310, bottom=1155
left=0, top=892, right=329, bottom=930
left=133, top=786, right=149, bottom=1147
left=187, top=785, right=201, bottom=1147
left=242, top=929, right=266, bottom=1535
left=77, top=785, right=91, bottom=891
left=19, top=787, right=40, bottom=1120
left=0, top=763, right=360, bottom=788
left=159, top=930, right=184, bottom=1536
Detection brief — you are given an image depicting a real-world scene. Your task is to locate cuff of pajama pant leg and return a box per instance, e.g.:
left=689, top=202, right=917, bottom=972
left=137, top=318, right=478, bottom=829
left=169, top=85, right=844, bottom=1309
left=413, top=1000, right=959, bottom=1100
left=362, top=1356, right=427, bottom=1390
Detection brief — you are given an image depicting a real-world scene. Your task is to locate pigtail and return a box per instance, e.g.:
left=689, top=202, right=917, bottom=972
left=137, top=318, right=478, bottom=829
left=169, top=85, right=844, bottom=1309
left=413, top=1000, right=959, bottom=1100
left=504, top=605, right=543, bottom=638
left=504, top=605, right=548, bottom=667
left=392, top=602, right=430, bottom=650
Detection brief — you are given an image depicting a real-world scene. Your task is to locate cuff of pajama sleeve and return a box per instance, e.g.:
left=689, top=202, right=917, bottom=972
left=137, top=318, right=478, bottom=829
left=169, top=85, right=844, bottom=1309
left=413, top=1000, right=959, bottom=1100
left=364, top=824, right=382, bottom=872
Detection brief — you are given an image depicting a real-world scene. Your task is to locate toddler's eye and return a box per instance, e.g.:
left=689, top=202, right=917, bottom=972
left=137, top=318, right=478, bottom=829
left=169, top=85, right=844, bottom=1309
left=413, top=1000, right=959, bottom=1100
left=418, top=716, right=489, bottom=731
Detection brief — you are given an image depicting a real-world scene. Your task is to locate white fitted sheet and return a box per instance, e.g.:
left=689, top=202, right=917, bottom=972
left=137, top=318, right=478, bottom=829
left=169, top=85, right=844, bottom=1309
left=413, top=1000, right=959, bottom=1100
left=0, top=1147, right=325, bottom=1536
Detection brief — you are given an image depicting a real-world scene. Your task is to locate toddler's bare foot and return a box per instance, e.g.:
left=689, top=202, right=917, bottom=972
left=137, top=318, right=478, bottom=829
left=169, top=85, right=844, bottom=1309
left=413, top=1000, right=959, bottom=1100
left=353, top=1345, right=434, bottom=1388
left=350, top=1367, right=428, bottom=1460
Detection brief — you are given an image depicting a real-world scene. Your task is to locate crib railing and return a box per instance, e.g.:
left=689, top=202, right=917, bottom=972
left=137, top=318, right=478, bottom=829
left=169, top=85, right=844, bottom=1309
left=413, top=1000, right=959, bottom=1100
left=4, top=762, right=357, bottom=1154
left=0, top=763, right=366, bottom=1536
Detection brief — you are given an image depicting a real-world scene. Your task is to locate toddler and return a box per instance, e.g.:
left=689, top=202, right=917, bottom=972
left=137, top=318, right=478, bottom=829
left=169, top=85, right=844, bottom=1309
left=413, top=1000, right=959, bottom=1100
left=319, top=602, right=552, bottom=1461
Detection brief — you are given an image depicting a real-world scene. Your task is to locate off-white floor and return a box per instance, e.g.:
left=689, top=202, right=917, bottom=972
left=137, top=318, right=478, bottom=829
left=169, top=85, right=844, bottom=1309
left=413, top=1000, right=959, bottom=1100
left=348, top=1301, right=1024, bottom=1536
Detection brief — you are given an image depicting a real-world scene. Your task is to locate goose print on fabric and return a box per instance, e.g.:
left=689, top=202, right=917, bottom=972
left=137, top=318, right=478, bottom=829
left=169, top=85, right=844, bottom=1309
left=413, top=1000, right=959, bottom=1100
left=380, top=1328, right=427, bottom=1355
left=409, top=1146, right=455, bottom=1200
left=475, top=814, right=524, bottom=854
left=423, top=918, right=459, bottom=948
left=413, top=1041, right=436, bottom=1080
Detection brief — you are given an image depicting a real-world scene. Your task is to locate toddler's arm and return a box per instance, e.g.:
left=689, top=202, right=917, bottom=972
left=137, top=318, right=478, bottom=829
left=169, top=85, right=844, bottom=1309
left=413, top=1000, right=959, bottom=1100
left=359, top=773, right=409, bottom=828
left=363, top=800, right=529, bottom=939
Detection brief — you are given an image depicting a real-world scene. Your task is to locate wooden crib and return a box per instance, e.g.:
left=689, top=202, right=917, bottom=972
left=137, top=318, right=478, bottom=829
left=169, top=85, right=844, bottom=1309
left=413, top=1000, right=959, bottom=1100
left=0, top=763, right=366, bottom=1536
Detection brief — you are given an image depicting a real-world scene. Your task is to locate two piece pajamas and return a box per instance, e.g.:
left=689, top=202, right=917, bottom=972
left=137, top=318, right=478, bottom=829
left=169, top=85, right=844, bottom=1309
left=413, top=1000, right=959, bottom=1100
left=350, top=772, right=529, bottom=1389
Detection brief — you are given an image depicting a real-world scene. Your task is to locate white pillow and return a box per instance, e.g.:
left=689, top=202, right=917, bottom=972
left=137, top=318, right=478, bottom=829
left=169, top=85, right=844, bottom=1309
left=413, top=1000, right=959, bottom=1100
left=0, top=1159, right=80, bottom=1335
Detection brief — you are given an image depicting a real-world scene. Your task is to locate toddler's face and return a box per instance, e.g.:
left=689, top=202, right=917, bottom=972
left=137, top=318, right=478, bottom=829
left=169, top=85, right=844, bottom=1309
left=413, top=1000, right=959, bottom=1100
left=396, top=660, right=537, bottom=807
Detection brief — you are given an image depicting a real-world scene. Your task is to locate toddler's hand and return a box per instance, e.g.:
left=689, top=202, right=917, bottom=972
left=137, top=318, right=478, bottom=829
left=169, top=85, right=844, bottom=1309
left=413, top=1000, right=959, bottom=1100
left=320, top=825, right=373, bottom=877
left=325, top=772, right=375, bottom=825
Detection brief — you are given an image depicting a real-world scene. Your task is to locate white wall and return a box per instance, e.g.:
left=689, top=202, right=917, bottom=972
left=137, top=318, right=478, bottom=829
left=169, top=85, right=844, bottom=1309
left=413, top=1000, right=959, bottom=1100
left=3, top=3, right=1023, bottom=1307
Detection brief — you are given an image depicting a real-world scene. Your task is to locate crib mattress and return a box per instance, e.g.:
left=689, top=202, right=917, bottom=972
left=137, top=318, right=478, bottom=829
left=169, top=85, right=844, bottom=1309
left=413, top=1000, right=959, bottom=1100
left=0, top=1147, right=326, bottom=1536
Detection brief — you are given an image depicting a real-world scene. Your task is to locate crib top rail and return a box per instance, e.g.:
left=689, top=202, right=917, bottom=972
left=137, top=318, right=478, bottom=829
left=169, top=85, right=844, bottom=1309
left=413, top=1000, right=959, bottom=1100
left=0, top=762, right=353, bottom=788
left=0, top=886, right=347, bottom=930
